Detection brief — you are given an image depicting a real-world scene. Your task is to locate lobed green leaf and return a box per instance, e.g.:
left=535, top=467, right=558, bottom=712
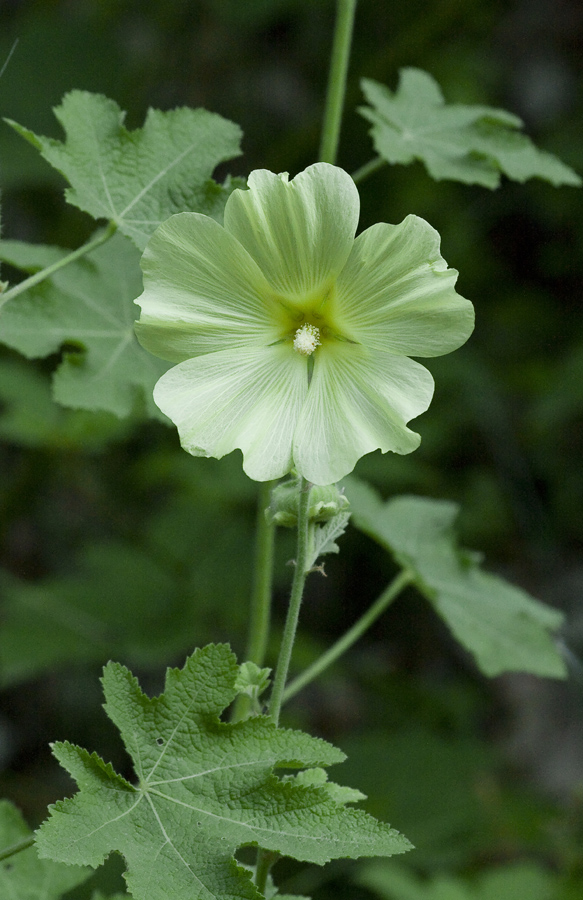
left=0, top=233, right=169, bottom=418
left=360, top=68, right=581, bottom=189
left=36, top=644, right=411, bottom=900
left=5, top=91, right=243, bottom=248
left=346, top=477, right=566, bottom=678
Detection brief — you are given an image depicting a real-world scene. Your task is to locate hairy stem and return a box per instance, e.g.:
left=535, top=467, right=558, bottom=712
left=0, top=221, right=117, bottom=309
left=268, top=478, right=312, bottom=726
left=319, top=0, right=358, bottom=165
left=282, top=569, right=413, bottom=704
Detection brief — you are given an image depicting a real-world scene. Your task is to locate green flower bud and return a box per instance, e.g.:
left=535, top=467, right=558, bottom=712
left=266, top=477, right=349, bottom=527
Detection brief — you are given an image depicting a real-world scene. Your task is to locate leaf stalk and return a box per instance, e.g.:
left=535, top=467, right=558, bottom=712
left=282, top=568, right=413, bottom=704
left=0, top=220, right=118, bottom=309
left=352, top=155, right=386, bottom=184
left=0, top=835, right=34, bottom=861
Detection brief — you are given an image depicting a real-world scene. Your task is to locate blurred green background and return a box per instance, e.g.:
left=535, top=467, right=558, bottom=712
left=1, top=1, right=583, bottom=898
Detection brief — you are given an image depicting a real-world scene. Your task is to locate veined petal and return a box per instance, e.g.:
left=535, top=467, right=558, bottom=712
left=293, top=344, right=434, bottom=485
left=135, top=212, right=281, bottom=362
left=223, top=163, right=359, bottom=298
left=335, top=215, right=474, bottom=357
left=153, top=344, right=308, bottom=481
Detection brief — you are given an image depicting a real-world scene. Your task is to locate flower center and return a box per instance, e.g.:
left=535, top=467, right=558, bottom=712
left=293, top=323, right=321, bottom=356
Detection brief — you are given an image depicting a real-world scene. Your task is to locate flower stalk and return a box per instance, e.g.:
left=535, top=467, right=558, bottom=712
left=268, top=477, right=312, bottom=727
left=319, top=0, right=358, bottom=165
left=231, top=480, right=277, bottom=723
left=246, top=480, right=277, bottom=668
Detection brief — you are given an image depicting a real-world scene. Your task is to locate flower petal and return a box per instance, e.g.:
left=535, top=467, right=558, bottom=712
left=335, top=215, right=474, bottom=356
left=223, top=163, right=359, bottom=298
left=153, top=344, right=308, bottom=481
left=135, top=212, right=280, bottom=362
left=293, top=344, right=435, bottom=485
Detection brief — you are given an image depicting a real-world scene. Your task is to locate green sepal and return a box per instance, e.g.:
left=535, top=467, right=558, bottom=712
left=267, top=477, right=350, bottom=527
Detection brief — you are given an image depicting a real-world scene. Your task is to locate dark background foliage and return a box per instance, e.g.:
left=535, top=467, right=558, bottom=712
left=1, top=1, right=583, bottom=897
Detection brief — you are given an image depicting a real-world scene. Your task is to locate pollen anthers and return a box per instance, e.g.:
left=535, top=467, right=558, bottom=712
left=293, top=323, right=321, bottom=356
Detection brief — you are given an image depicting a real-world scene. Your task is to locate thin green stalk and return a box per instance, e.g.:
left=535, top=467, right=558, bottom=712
left=282, top=569, right=413, bottom=705
left=0, top=835, right=34, bottom=862
left=0, top=38, right=19, bottom=82
left=230, top=480, right=277, bottom=723
left=0, top=221, right=117, bottom=309
left=255, top=849, right=279, bottom=894
left=319, top=0, right=358, bottom=165
left=352, top=155, right=386, bottom=185
left=268, top=478, right=312, bottom=726
left=246, top=480, right=277, bottom=667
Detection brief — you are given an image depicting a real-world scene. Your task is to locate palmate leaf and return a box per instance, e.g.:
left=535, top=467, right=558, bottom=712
left=360, top=68, right=581, bottom=188
left=35, top=644, right=411, bottom=900
left=346, top=478, right=566, bottom=678
left=0, top=799, right=91, bottom=900
left=0, top=233, right=169, bottom=417
left=5, top=91, right=243, bottom=249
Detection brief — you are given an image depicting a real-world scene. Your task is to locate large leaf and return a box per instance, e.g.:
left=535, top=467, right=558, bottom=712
left=359, top=69, right=581, bottom=188
left=0, top=357, right=130, bottom=449
left=0, top=489, right=256, bottom=687
left=36, top=645, right=411, bottom=900
left=0, top=233, right=169, bottom=417
left=359, top=860, right=556, bottom=900
left=345, top=478, right=566, bottom=678
left=5, top=91, right=243, bottom=248
left=0, top=799, right=91, bottom=900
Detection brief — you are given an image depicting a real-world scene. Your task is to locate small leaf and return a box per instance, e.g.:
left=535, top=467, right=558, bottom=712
left=283, top=768, right=367, bottom=805
left=5, top=91, right=243, bottom=248
left=0, top=233, right=169, bottom=418
left=306, top=511, right=350, bottom=571
left=0, top=799, right=91, bottom=900
left=36, top=644, right=411, bottom=900
left=235, top=661, right=272, bottom=700
left=346, top=478, right=566, bottom=678
left=360, top=68, right=581, bottom=188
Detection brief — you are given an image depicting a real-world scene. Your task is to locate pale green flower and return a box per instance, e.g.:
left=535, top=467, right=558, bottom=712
left=135, top=163, right=474, bottom=485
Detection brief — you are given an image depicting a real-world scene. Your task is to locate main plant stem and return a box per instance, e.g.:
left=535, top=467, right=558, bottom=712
left=268, top=478, right=312, bottom=726
left=319, top=0, right=358, bottom=165
left=282, top=569, right=413, bottom=704
left=231, top=481, right=276, bottom=724
left=246, top=480, right=277, bottom=667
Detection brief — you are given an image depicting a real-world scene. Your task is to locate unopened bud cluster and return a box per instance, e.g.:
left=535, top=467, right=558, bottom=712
left=266, top=475, right=349, bottom=527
